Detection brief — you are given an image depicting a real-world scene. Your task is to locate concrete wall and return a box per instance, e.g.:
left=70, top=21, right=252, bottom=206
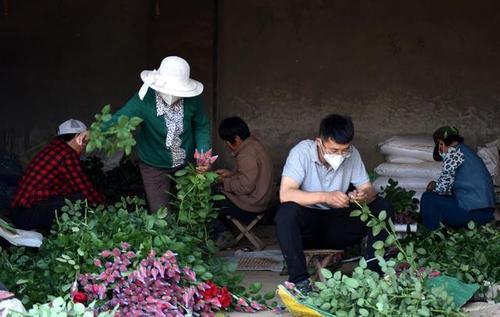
left=216, top=0, right=500, bottom=172
left=0, top=0, right=214, bottom=163
left=1, top=0, right=499, bottom=173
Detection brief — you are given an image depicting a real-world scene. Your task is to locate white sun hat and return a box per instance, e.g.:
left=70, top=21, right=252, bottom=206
left=138, top=56, right=204, bottom=100
left=57, top=119, right=87, bottom=135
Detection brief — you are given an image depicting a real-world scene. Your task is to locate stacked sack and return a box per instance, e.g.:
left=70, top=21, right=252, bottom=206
left=373, top=135, right=443, bottom=204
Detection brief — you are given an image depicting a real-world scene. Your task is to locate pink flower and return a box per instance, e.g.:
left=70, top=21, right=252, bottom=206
left=194, top=149, right=218, bottom=166
left=120, top=242, right=130, bottom=250
left=284, top=281, right=295, bottom=290
left=101, top=250, right=111, bottom=257
left=237, top=297, right=249, bottom=307
left=183, top=267, right=196, bottom=282
left=250, top=301, right=261, bottom=309
left=94, top=259, right=102, bottom=268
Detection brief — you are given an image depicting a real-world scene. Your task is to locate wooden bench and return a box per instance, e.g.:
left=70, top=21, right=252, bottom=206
left=304, top=249, right=344, bottom=282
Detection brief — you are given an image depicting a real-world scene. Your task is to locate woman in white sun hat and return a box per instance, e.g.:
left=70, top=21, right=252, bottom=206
left=110, top=56, right=211, bottom=212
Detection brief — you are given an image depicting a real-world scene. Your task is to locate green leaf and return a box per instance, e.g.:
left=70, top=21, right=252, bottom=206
left=372, top=224, right=383, bottom=236
left=350, top=210, right=362, bottom=217
left=360, top=214, right=368, bottom=222
left=359, top=258, right=367, bottom=269
left=359, top=308, right=369, bottom=316
left=202, top=272, right=213, bottom=280
left=73, top=303, right=86, bottom=314
left=372, top=241, right=384, bottom=250
left=416, top=248, right=427, bottom=255
left=344, top=277, right=359, bottom=288
left=249, top=282, right=262, bottom=294
left=129, top=117, right=143, bottom=126
left=264, top=291, right=275, bottom=300
left=212, top=194, right=226, bottom=201
left=320, top=268, right=333, bottom=279
left=385, top=234, right=396, bottom=245
left=102, top=104, right=111, bottom=114
left=378, top=210, right=387, bottom=221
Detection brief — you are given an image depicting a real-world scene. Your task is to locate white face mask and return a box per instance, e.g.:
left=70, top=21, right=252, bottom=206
left=159, top=92, right=180, bottom=106
left=324, top=153, right=347, bottom=170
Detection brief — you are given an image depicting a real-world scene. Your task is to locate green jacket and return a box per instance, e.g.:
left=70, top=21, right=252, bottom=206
left=113, top=90, right=211, bottom=169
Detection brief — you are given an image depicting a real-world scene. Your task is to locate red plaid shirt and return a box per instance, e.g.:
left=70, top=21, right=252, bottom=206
left=12, top=139, right=104, bottom=208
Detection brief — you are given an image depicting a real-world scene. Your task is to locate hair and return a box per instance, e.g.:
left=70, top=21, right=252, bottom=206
left=319, top=114, right=354, bottom=144
left=218, top=116, right=251, bottom=144
left=57, top=133, right=77, bottom=142
left=442, top=134, right=464, bottom=146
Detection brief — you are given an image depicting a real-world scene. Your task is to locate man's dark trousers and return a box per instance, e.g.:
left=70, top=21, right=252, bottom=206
left=275, top=197, right=394, bottom=283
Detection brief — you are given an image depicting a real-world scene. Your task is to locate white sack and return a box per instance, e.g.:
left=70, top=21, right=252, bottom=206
left=385, top=155, right=426, bottom=164
left=477, top=139, right=500, bottom=186
left=374, top=162, right=442, bottom=179
left=379, top=135, right=435, bottom=161
left=372, top=176, right=430, bottom=192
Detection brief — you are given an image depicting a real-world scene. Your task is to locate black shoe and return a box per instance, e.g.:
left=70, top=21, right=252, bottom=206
left=295, top=279, right=313, bottom=295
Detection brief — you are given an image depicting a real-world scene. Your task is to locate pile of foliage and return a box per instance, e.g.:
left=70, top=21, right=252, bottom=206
left=0, top=164, right=275, bottom=313
left=292, top=201, right=473, bottom=317
left=380, top=178, right=420, bottom=224
left=407, top=222, right=500, bottom=299
left=0, top=197, right=214, bottom=306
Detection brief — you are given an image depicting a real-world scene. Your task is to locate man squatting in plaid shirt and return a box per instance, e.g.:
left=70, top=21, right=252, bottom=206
left=10, top=119, right=104, bottom=231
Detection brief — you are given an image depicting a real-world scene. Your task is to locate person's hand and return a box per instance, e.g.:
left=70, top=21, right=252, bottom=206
left=216, top=169, right=231, bottom=178
left=426, top=181, right=436, bottom=192
left=214, top=169, right=229, bottom=184
left=324, top=191, right=350, bottom=208
left=348, top=189, right=368, bottom=203
left=196, top=164, right=210, bottom=174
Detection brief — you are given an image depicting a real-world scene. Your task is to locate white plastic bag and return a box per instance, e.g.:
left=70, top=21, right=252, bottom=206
left=373, top=176, right=430, bottom=192
left=379, top=135, right=435, bottom=161
left=0, top=227, right=43, bottom=248
left=374, top=162, right=442, bottom=179
left=0, top=292, right=26, bottom=317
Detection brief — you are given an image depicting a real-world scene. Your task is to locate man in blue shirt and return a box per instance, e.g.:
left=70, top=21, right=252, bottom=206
left=276, top=114, right=394, bottom=291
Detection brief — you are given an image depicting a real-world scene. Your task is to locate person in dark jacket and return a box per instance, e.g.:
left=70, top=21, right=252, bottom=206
left=421, top=126, right=495, bottom=230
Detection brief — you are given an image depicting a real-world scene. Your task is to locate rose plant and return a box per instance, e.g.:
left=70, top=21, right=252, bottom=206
left=86, top=105, right=143, bottom=156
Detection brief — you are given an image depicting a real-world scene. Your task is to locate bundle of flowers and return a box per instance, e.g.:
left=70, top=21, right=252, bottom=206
left=76, top=244, right=228, bottom=317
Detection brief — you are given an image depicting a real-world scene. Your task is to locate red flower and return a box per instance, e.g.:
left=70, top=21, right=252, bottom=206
left=219, top=287, right=232, bottom=308
left=73, top=291, right=88, bottom=304
left=202, top=281, right=219, bottom=300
